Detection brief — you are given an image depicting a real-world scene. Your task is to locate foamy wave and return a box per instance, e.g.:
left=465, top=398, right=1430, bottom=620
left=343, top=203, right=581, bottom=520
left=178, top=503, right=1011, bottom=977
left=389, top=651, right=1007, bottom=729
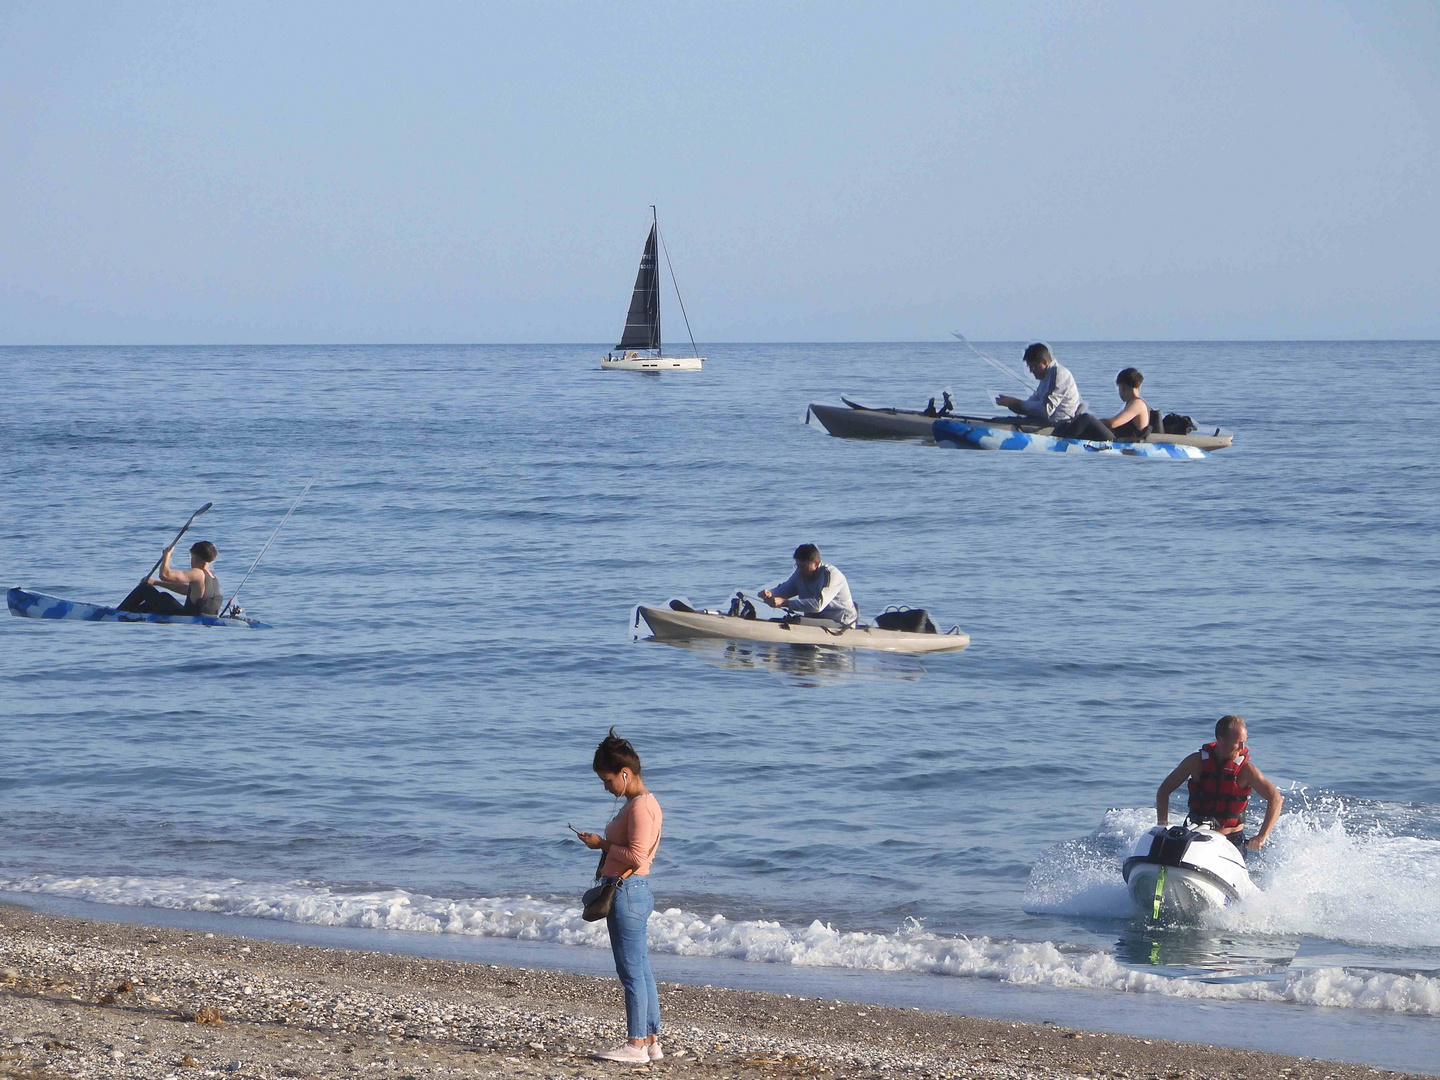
left=3, top=872, right=1439, bottom=1016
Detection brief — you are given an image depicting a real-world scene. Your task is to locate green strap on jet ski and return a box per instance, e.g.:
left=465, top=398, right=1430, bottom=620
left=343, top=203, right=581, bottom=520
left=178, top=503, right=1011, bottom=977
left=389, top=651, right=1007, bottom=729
left=1152, top=866, right=1166, bottom=920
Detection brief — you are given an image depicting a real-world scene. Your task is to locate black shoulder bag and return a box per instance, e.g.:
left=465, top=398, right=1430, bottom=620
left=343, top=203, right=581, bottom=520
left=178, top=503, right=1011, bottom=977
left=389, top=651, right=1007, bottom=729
left=581, top=852, right=634, bottom=922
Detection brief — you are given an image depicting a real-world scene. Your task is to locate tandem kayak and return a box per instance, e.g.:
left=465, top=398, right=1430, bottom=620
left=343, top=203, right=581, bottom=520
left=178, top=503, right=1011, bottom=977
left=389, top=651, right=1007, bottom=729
left=933, top=419, right=1209, bottom=458
left=807, top=399, right=1233, bottom=452
left=7, top=587, right=271, bottom=629
left=635, top=604, right=968, bottom=654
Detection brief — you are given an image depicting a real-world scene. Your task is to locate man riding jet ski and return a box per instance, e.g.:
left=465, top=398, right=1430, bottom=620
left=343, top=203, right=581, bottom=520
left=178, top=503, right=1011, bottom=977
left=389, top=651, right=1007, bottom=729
left=1124, top=715, right=1283, bottom=919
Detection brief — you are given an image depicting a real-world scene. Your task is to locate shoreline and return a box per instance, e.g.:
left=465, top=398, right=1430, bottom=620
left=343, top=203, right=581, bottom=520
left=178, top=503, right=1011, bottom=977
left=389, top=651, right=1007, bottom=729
left=2, top=904, right=1433, bottom=1080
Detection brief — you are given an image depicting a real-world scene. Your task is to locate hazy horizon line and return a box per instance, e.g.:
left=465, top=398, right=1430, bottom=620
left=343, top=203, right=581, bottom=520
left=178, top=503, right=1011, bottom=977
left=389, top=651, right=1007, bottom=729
left=3, top=338, right=1437, bottom=349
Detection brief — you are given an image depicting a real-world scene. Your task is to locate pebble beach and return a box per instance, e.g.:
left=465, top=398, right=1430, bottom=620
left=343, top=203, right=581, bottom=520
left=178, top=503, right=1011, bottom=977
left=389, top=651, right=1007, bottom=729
left=0, top=905, right=1426, bottom=1080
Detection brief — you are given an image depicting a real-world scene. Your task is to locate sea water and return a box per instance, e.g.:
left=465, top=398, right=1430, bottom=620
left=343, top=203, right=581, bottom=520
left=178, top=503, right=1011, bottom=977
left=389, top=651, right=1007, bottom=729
left=1, top=343, right=1437, bottom=1065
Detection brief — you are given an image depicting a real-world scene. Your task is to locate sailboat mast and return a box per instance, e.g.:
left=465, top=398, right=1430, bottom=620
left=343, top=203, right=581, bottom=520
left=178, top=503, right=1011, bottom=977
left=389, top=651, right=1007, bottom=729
left=651, top=205, right=661, bottom=357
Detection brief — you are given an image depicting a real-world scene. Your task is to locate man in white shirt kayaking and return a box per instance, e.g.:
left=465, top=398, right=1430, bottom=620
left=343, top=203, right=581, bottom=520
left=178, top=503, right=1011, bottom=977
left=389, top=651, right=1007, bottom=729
left=759, top=544, right=858, bottom=626
left=995, top=342, right=1087, bottom=427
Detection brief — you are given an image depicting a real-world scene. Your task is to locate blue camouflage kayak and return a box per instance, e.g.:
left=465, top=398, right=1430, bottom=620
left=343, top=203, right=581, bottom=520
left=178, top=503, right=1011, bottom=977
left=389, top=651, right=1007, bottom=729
left=7, top=587, right=271, bottom=629
left=932, top=419, right=1210, bottom=459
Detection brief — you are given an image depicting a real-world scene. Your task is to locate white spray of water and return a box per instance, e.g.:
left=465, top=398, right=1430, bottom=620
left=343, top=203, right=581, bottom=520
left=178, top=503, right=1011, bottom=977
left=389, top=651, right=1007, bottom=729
left=1023, top=803, right=1440, bottom=951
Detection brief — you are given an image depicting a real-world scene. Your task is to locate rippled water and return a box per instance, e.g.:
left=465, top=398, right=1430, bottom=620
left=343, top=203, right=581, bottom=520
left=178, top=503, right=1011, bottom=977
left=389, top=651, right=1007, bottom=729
left=2, top=343, right=1438, bottom=1029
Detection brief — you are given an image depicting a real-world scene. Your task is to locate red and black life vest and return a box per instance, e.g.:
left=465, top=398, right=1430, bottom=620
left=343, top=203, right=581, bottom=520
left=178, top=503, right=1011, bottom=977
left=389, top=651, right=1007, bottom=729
left=1187, top=742, right=1251, bottom=829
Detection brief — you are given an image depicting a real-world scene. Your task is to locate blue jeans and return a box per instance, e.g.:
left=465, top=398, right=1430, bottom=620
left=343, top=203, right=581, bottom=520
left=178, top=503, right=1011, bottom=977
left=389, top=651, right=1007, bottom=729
left=606, top=876, right=659, bottom=1040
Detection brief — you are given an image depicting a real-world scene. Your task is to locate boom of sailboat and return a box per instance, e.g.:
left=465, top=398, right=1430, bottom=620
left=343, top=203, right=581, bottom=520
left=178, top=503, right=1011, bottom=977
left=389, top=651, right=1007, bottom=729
left=602, top=207, right=705, bottom=372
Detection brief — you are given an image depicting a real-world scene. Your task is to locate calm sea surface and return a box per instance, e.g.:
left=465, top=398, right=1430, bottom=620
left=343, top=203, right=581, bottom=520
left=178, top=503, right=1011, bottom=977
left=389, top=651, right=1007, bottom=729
left=1, top=343, right=1438, bottom=1055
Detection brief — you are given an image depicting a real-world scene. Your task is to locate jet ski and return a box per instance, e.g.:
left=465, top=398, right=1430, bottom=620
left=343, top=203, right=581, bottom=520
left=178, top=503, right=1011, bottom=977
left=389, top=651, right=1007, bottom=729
left=1122, top=820, right=1252, bottom=920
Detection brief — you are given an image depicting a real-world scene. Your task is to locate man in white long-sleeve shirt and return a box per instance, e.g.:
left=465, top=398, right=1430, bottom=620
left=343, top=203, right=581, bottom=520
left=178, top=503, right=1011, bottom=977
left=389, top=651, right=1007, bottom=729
left=996, top=343, right=1087, bottom=425
left=759, top=544, right=858, bottom=626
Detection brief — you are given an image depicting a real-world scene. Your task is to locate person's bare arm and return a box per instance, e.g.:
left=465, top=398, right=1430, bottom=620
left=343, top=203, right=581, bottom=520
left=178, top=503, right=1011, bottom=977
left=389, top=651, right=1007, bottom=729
left=1242, top=763, right=1283, bottom=849
left=1156, top=753, right=1199, bottom=825
left=1104, top=399, right=1144, bottom=428
left=150, top=548, right=203, bottom=595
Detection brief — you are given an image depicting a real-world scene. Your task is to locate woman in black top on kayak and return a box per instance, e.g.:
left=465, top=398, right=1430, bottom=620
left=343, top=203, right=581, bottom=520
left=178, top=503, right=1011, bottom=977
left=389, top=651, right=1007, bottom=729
left=1054, top=368, right=1152, bottom=442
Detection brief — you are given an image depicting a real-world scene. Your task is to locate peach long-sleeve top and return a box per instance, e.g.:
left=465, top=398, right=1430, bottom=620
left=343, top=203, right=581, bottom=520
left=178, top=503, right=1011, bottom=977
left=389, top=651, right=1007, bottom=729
left=601, top=792, right=662, bottom=876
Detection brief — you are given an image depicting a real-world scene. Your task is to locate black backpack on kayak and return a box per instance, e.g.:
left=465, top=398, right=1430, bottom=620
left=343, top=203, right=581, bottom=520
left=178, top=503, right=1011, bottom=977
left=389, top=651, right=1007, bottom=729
left=874, top=607, right=939, bottom=634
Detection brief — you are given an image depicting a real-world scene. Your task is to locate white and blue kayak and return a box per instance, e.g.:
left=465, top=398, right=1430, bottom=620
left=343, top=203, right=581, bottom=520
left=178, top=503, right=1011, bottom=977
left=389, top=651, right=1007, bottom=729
left=933, top=419, right=1210, bottom=459
left=7, top=587, right=271, bottom=629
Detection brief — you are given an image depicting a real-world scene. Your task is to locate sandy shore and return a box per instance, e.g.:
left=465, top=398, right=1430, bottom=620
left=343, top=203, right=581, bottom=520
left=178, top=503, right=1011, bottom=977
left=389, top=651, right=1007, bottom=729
left=0, top=903, right=1426, bottom=1080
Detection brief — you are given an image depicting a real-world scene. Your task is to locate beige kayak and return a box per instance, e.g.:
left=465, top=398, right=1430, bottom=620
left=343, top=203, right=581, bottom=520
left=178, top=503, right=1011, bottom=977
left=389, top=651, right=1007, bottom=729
left=636, top=605, right=969, bottom=654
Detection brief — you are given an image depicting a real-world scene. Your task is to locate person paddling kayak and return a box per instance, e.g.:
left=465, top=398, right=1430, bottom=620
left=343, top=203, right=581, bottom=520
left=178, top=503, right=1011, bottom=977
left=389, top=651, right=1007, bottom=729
left=118, top=541, right=222, bottom=617
left=758, top=544, right=858, bottom=626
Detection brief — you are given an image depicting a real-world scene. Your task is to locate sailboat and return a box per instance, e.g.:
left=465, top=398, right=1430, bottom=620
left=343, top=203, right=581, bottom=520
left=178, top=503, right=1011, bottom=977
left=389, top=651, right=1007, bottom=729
left=601, top=208, right=705, bottom=371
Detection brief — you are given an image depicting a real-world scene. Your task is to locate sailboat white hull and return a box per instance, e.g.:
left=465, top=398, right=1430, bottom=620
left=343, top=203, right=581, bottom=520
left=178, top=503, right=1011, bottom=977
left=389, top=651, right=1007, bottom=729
left=601, top=355, right=704, bottom=372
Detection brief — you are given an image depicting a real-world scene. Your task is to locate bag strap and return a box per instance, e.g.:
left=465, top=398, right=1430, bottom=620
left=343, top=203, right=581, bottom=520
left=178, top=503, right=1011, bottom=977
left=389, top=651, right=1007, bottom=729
left=594, top=859, right=637, bottom=884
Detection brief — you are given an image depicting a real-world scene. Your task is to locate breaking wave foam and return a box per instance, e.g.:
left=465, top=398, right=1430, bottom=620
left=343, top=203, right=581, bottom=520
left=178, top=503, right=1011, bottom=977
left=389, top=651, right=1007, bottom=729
left=3, top=871, right=1438, bottom=1017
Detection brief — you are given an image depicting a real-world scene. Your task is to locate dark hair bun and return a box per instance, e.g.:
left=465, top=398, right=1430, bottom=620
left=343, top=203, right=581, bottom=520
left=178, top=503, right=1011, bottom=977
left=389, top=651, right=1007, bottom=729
left=593, top=726, right=642, bottom=775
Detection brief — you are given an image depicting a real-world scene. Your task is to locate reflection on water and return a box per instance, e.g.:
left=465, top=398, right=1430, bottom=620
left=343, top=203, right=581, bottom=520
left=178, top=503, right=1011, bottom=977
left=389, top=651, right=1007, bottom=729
left=1113, top=922, right=1299, bottom=979
left=644, top=636, right=928, bottom=685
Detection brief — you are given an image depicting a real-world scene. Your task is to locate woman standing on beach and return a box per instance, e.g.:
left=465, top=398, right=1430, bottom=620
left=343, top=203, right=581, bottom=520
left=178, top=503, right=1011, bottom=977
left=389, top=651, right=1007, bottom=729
left=576, top=728, right=663, bottom=1063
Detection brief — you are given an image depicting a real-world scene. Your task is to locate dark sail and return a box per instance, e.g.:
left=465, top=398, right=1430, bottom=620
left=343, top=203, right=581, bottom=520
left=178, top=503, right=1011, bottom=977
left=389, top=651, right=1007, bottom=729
left=616, top=223, right=661, bottom=351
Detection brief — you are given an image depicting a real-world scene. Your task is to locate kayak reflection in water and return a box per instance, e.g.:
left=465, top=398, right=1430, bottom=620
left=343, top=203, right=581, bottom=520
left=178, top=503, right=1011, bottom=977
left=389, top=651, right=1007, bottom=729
left=117, top=540, right=223, bottom=617
left=757, top=543, right=858, bottom=626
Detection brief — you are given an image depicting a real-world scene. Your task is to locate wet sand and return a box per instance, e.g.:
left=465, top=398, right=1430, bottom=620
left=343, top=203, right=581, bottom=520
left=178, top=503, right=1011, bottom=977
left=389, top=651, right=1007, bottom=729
left=0, top=904, right=1426, bottom=1080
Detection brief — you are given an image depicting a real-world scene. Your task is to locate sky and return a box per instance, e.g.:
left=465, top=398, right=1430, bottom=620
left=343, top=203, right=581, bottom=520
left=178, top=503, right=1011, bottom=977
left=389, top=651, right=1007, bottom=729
left=1, top=1, right=1436, bottom=344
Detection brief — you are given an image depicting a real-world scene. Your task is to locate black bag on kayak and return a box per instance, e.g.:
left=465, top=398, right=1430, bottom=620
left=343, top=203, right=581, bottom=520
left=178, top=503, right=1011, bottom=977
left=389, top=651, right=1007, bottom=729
left=874, top=607, right=939, bottom=634
left=1163, top=412, right=1197, bottom=435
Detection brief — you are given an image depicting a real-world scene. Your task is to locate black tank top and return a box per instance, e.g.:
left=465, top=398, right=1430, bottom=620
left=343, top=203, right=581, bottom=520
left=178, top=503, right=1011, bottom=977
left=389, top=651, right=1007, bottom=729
left=184, top=571, right=223, bottom=616
left=1111, top=403, right=1151, bottom=442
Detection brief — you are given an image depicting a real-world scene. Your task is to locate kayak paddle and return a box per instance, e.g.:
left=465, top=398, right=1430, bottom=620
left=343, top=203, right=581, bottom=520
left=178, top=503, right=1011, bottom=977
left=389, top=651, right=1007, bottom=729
left=121, top=501, right=212, bottom=605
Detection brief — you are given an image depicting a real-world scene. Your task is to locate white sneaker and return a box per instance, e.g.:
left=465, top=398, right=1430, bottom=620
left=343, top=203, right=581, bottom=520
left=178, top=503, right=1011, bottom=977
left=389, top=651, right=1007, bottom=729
left=594, top=1042, right=650, bottom=1063
left=647, top=1041, right=663, bottom=1061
